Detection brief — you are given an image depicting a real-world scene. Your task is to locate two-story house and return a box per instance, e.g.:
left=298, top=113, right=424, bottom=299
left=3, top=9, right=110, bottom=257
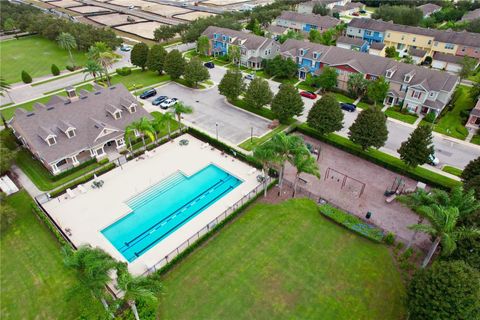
left=201, top=26, right=280, bottom=70
left=274, top=11, right=340, bottom=33
left=9, top=84, right=150, bottom=175
left=280, top=39, right=459, bottom=116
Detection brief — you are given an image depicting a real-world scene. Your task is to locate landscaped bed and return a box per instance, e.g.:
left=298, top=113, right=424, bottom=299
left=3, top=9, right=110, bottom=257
left=385, top=107, right=418, bottom=125
left=157, top=199, right=406, bottom=319
left=238, top=124, right=288, bottom=151
left=0, top=191, right=103, bottom=319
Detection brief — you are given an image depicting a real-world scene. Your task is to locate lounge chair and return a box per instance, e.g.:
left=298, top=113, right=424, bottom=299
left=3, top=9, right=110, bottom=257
left=248, top=168, right=257, bottom=175
left=201, top=143, right=209, bottom=149
left=66, top=188, right=76, bottom=199
left=77, top=185, right=87, bottom=194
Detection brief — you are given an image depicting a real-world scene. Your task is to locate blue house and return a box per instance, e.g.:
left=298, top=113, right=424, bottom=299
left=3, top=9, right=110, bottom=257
left=274, top=11, right=340, bottom=34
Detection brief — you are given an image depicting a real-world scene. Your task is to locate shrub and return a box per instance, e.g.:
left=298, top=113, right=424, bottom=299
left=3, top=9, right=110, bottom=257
left=115, top=67, right=132, bottom=76
left=66, top=65, right=75, bottom=72
left=51, top=64, right=60, bottom=76
left=318, top=204, right=384, bottom=242
left=21, top=70, right=32, bottom=83
left=423, top=111, right=436, bottom=123
left=383, top=232, right=395, bottom=245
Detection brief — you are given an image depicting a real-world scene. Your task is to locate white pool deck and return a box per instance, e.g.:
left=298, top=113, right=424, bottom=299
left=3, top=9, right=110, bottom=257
left=44, top=135, right=261, bottom=275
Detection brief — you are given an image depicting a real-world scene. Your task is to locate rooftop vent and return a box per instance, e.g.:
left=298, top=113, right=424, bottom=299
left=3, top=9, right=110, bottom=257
left=94, top=91, right=101, bottom=95
left=80, top=96, right=88, bottom=100
left=64, top=101, right=71, bottom=105
left=26, top=112, right=35, bottom=117
left=94, top=124, right=100, bottom=129
left=109, top=86, right=117, bottom=90
left=47, top=106, right=55, bottom=111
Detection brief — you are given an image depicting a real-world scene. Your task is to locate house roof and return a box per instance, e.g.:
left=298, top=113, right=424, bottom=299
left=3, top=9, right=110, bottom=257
left=369, top=42, right=385, bottom=50
left=432, top=52, right=463, bottom=64
left=336, top=35, right=367, bottom=47
left=348, top=18, right=480, bottom=47
left=332, top=2, right=364, bottom=13
left=202, top=26, right=275, bottom=51
left=408, top=47, right=427, bottom=57
left=470, top=99, right=480, bottom=116
left=10, top=84, right=150, bottom=164
left=301, top=0, right=342, bottom=7
left=280, top=39, right=459, bottom=93
left=417, top=3, right=441, bottom=16
left=276, top=11, right=340, bottom=29
left=461, top=8, right=480, bottom=22
left=267, top=24, right=288, bottom=35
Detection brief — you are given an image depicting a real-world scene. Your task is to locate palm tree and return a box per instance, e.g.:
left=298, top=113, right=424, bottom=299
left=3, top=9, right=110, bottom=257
left=170, top=102, right=193, bottom=131
left=409, top=205, right=480, bottom=268
left=83, top=60, right=103, bottom=81
left=291, top=150, right=320, bottom=197
left=126, top=118, right=155, bottom=152
left=150, top=113, right=174, bottom=143
left=63, top=246, right=119, bottom=313
left=269, top=133, right=305, bottom=190
left=0, top=77, right=11, bottom=97
left=253, top=142, right=280, bottom=197
left=116, top=264, right=162, bottom=320
left=57, top=32, right=77, bottom=67
left=87, top=42, right=118, bottom=86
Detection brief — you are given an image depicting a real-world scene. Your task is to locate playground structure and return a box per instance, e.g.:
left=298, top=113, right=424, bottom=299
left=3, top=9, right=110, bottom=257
left=324, top=167, right=366, bottom=198
left=384, top=177, right=419, bottom=203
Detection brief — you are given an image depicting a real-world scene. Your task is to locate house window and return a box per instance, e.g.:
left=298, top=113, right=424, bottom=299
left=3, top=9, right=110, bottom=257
left=401, top=35, right=405, bottom=40
left=113, top=111, right=121, bottom=120
left=358, top=29, right=361, bottom=34
left=412, top=37, right=416, bottom=43
left=461, top=47, right=466, bottom=52
left=66, top=129, right=75, bottom=138
left=96, top=147, right=105, bottom=156
left=214, top=33, right=219, bottom=39
left=386, top=70, right=393, bottom=78
left=434, top=41, right=438, bottom=46
left=130, top=105, right=136, bottom=113
left=445, top=43, right=454, bottom=50
left=404, top=75, right=412, bottom=82
left=222, top=35, right=227, bottom=41
left=365, top=30, right=371, bottom=36
left=300, top=49, right=305, bottom=56
left=47, top=137, right=56, bottom=146
left=387, top=33, right=390, bottom=38
left=411, top=90, right=422, bottom=99
left=400, top=84, right=408, bottom=92
left=429, top=91, right=435, bottom=97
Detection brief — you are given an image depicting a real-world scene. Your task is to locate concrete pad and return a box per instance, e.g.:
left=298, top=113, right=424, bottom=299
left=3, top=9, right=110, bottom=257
left=174, top=11, right=216, bottom=21
left=43, top=134, right=262, bottom=275
left=48, top=0, right=82, bottom=8
left=115, top=21, right=166, bottom=39
left=89, top=13, right=146, bottom=26
left=68, top=5, right=113, bottom=13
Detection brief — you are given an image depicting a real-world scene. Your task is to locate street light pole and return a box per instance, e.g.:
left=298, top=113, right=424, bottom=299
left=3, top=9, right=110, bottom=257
left=250, top=126, right=253, bottom=143
left=215, top=122, right=218, bottom=141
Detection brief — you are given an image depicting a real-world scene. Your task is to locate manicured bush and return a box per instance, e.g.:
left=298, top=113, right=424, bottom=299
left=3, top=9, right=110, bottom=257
left=51, top=64, right=60, bottom=76
left=66, top=65, right=75, bottom=72
left=318, top=204, right=384, bottom=242
left=31, top=204, right=72, bottom=248
left=383, top=232, right=396, bottom=245
left=115, top=67, right=132, bottom=76
left=424, top=111, right=436, bottom=123
left=21, top=70, right=32, bottom=83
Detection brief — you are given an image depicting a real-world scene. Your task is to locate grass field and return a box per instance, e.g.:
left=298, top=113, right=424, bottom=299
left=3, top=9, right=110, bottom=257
left=109, top=70, right=170, bottom=90
left=238, top=124, right=287, bottom=151
left=0, top=36, right=89, bottom=84
left=385, top=107, right=418, bottom=124
left=0, top=191, right=103, bottom=319
left=158, top=199, right=406, bottom=320
left=442, top=165, right=463, bottom=177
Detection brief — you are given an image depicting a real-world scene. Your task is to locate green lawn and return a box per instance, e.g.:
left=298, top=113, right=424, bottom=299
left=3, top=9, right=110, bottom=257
left=238, top=124, right=288, bottom=151
left=0, top=36, right=89, bottom=84
left=184, top=50, right=230, bottom=66
left=385, top=107, right=418, bottom=125
left=433, top=85, right=473, bottom=140
left=471, top=134, right=480, bottom=145
left=333, top=92, right=355, bottom=104
left=296, top=81, right=317, bottom=92
left=272, top=77, right=299, bottom=86
left=442, top=165, right=463, bottom=177
left=109, top=70, right=170, bottom=90
left=158, top=199, right=406, bottom=319
left=356, top=101, right=372, bottom=110
left=0, top=191, right=103, bottom=319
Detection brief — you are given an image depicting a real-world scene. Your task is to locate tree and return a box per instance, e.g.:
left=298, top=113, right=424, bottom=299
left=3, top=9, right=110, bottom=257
left=218, top=69, right=245, bottom=101
left=83, top=60, right=102, bottom=81
left=21, top=70, right=32, bottom=84
left=131, top=43, right=149, bottom=71
left=459, top=56, right=478, bottom=79
left=151, top=112, right=174, bottom=141
left=309, top=29, right=336, bottom=46
left=57, top=32, right=77, bottom=67
left=347, top=73, right=368, bottom=98
left=367, top=76, right=389, bottom=107
left=3, top=18, right=16, bottom=32
left=407, top=261, right=480, bottom=320
left=154, top=25, right=176, bottom=42
left=269, top=133, right=306, bottom=189
left=398, top=125, right=434, bottom=168
left=292, top=150, right=320, bottom=197
left=196, top=35, right=210, bottom=56
left=116, top=264, right=162, bottom=320
left=385, top=46, right=397, bottom=58
left=164, top=49, right=185, bottom=80
left=464, top=175, right=480, bottom=200
left=125, top=117, right=155, bottom=152
left=462, top=157, right=480, bottom=199
left=51, top=64, right=60, bottom=76
left=348, top=107, right=388, bottom=150
left=146, top=45, right=167, bottom=75
left=63, top=246, right=119, bottom=313
left=278, top=29, right=304, bottom=44
left=271, top=83, right=304, bottom=124
left=88, top=42, right=117, bottom=86
left=170, top=101, right=193, bottom=131
left=372, top=5, right=423, bottom=26
left=307, top=93, right=344, bottom=135
left=264, top=56, right=298, bottom=79
left=316, top=66, right=338, bottom=92
left=253, top=142, right=279, bottom=197
left=402, top=55, right=414, bottom=64
left=313, top=3, right=329, bottom=15
left=244, top=77, right=273, bottom=109
left=470, top=82, right=480, bottom=102
left=0, top=77, right=11, bottom=97
left=184, top=57, right=210, bottom=88
left=228, top=45, right=241, bottom=66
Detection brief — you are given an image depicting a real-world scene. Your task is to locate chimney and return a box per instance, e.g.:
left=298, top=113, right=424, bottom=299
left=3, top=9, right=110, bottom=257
left=65, top=86, right=78, bottom=102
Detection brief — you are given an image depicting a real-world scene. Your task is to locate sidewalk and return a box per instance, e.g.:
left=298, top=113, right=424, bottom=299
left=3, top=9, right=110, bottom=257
left=11, top=165, right=42, bottom=198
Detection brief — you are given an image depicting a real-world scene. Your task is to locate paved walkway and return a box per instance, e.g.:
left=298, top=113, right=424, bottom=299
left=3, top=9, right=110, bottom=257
left=11, top=165, right=42, bottom=198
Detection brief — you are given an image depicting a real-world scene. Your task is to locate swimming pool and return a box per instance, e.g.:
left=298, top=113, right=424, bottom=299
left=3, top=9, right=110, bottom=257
left=101, top=164, right=242, bottom=262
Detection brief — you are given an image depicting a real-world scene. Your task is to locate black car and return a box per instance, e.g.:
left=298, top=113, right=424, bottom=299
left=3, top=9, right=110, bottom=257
left=340, top=102, right=356, bottom=112
left=139, top=89, right=157, bottom=99
left=204, top=61, right=215, bottom=69
left=152, top=95, right=168, bottom=106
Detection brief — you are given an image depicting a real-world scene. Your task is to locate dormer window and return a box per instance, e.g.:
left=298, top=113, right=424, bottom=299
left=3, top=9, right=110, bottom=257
left=47, top=136, right=56, bottom=146
left=404, top=75, right=412, bottom=83
left=129, top=105, right=136, bottom=113
left=113, top=111, right=121, bottom=120
left=313, top=52, right=319, bottom=59
left=66, top=129, right=76, bottom=138
left=222, top=35, right=227, bottom=41
left=386, top=68, right=396, bottom=79
left=300, top=49, right=305, bottom=56
left=214, top=33, right=219, bottom=39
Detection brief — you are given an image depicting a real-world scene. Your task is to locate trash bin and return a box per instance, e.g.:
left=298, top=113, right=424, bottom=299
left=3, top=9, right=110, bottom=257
left=366, top=211, right=372, bottom=219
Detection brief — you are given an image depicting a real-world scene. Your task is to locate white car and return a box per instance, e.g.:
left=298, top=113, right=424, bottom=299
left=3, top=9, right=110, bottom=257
left=160, top=98, right=178, bottom=109
left=244, top=74, right=255, bottom=81
left=429, top=154, right=440, bottom=166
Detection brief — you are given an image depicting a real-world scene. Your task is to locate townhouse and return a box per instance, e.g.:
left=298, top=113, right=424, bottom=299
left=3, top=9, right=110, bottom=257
left=280, top=39, right=459, bottom=116
left=274, top=11, right=341, bottom=33
left=298, top=0, right=351, bottom=13
left=346, top=18, right=480, bottom=62
left=201, top=26, right=280, bottom=70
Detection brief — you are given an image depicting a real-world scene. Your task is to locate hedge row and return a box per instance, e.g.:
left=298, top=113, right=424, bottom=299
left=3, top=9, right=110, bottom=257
left=295, top=124, right=460, bottom=190
left=186, top=127, right=262, bottom=169
left=49, top=162, right=116, bottom=198
left=31, top=204, right=74, bottom=249
left=318, top=204, right=384, bottom=242
left=50, top=158, right=106, bottom=182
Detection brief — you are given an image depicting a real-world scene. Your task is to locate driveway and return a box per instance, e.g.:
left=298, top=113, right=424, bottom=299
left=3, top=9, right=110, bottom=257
left=144, top=82, right=271, bottom=145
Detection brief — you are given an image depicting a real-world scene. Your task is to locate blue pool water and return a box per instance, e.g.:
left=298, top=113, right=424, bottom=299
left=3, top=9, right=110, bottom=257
left=101, top=164, right=242, bottom=262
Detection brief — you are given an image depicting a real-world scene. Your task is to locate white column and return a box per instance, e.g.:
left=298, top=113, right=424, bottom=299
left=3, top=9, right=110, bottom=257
left=71, top=155, right=80, bottom=167
left=51, top=163, right=60, bottom=175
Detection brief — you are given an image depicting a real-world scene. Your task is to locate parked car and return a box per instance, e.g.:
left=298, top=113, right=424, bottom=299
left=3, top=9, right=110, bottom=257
left=352, top=12, right=360, bottom=16
left=300, top=91, right=317, bottom=99
left=429, top=154, right=440, bottom=166
left=204, top=61, right=215, bottom=69
left=128, top=5, right=135, bottom=9
left=160, top=98, right=178, bottom=109
left=152, top=96, right=168, bottom=106
left=244, top=73, right=255, bottom=81
left=139, top=89, right=157, bottom=99
left=359, top=9, right=366, bottom=14
left=340, top=102, right=356, bottom=112
left=120, top=44, right=131, bottom=52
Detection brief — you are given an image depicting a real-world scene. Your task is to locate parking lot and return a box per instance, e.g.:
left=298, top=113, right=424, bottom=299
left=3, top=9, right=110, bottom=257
left=142, top=82, right=271, bottom=145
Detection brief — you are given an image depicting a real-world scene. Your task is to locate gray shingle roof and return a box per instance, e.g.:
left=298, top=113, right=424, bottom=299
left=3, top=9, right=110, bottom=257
left=280, top=39, right=459, bottom=93
left=337, top=35, right=367, bottom=46
left=470, top=99, right=480, bottom=116
left=11, top=84, right=151, bottom=164
left=202, top=26, right=274, bottom=51
left=408, top=47, right=427, bottom=57
left=369, top=42, right=385, bottom=50
left=461, top=8, right=480, bottom=22
left=349, top=18, right=480, bottom=47
left=276, top=11, right=340, bottom=30
left=432, top=52, right=463, bottom=64
left=267, top=25, right=288, bottom=35
left=332, top=2, right=364, bottom=13
left=417, top=3, right=441, bottom=16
